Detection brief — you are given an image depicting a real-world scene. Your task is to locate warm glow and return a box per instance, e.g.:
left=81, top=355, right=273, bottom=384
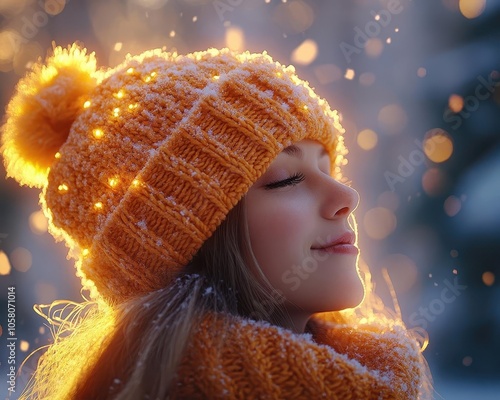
left=58, top=183, right=69, bottom=193
left=113, top=107, right=120, bottom=117
left=377, top=191, right=400, bottom=211
left=83, top=100, right=91, bottom=108
left=378, top=104, right=407, bottom=134
left=424, top=129, right=453, bottom=163
left=0, top=251, right=11, bottom=275
left=344, top=68, right=355, bottom=80
left=127, top=67, right=134, bottom=74
left=94, top=202, right=103, bottom=210
left=359, top=72, right=376, bottom=86
left=357, top=129, right=378, bottom=150
left=313, top=64, right=341, bottom=84
left=20, top=340, right=30, bottom=352
left=272, top=0, right=314, bottom=34
left=0, top=31, right=17, bottom=63
left=132, top=179, right=140, bottom=187
left=29, top=210, right=48, bottom=234
left=11, top=247, right=32, bottom=272
left=44, top=0, right=65, bottom=15
left=482, top=271, right=495, bottom=286
left=108, top=177, right=119, bottom=188
left=225, top=26, right=245, bottom=51
left=383, top=253, right=418, bottom=293
left=448, top=94, right=464, bottom=113
left=291, top=39, right=318, bottom=65
left=417, top=67, right=427, bottom=78
left=82, top=249, right=90, bottom=257
left=422, top=168, right=447, bottom=196
left=444, top=195, right=461, bottom=217
left=114, top=42, right=123, bottom=51
left=54, top=152, right=61, bottom=159
left=459, top=0, right=486, bottom=19
left=363, top=207, right=397, bottom=240
left=462, top=356, right=473, bottom=366
left=115, top=90, right=125, bottom=99
left=365, top=38, right=384, bottom=58
left=93, top=128, right=104, bottom=138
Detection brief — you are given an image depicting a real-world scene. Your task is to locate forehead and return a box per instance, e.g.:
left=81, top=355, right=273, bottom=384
left=281, top=140, right=329, bottom=159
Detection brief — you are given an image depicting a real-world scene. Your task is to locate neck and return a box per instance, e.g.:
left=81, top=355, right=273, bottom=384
left=273, top=310, right=312, bottom=334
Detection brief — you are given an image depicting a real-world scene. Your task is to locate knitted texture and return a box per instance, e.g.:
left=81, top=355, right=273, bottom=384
left=172, top=312, right=427, bottom=399
left=1, top=44, right=345, bottom=302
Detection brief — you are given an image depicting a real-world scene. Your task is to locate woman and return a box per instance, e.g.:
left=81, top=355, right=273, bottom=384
left=2, top=44, right=432, bottom=399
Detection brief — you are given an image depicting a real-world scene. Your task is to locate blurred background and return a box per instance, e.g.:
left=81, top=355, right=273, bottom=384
left=0, top=0, right=499, bottom=398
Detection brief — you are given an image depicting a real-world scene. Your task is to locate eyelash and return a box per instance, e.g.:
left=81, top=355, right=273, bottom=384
left=264, top=172, right=306, bottom=190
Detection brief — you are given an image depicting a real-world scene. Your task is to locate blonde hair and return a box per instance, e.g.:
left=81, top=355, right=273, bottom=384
left=21, top=197, right=292, bottom=399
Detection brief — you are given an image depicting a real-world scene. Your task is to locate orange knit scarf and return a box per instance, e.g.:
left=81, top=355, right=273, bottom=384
left=172, top=312, right=427, bottom=399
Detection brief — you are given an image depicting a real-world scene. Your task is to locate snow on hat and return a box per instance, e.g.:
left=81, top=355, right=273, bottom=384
left=1, top=43, right=346, bottom=302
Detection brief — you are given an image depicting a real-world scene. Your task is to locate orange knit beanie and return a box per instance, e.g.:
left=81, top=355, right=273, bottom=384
left=2, top=44, right=346, bottom=303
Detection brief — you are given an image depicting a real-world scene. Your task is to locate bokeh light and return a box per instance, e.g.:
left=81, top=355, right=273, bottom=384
left=10, top=247, right=32, bottom=272
left=423, top=128, right=453, bottom=163
left=448, top=94, right=464, bottom=113
left=363, top=207, right=397, bottom=240
left=272, top=0, right=314, bottom=34
left=20, top=340, right=30, bottom=352
left=482, top=271, right=495, bottom=286
left=359, top=72, right=376, bottom=86
left=462, top=356, right=473, bottom=366
left=0, top=251, right=12, bottom=275
left=291, top=39, right=317, bottom=65
left=29, top=210, right=48, bottom=235
left=129, top=0, right=169, bottom=10
left=422, top=168, right=449, bottom=196
left=225, top=26, right=244, bottom=51
left=0, top=0, right=27, bottom=15
left=444, top=195, right=461, bottom=217
left=43, top=0, right=66, bottom=16
left=357, top=128, right=378, bottom=150
left=377, top=191, right=400, bottom=211
left=383, top=253, right=419, bottom=293
left=313, top=64, right=341, bottom=84
left=378, top=104, right=407, bottom=134
left=344, top=68, right=355, bottom=80
left=365, top=38, right=384, bottom=58
left=459, top=0, right=486, bottom=19
left=417, top=67, right=427, bottom=78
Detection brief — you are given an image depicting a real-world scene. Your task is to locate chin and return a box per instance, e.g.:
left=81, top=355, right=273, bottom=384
left=336, top=275, right=366, bottom=310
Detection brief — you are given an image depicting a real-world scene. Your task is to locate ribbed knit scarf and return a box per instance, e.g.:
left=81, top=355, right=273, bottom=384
left=171, top=312, right=427, bottom=399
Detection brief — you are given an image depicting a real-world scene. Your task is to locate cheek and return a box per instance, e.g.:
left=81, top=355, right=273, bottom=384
left=246, top=193, right=313, bottom=285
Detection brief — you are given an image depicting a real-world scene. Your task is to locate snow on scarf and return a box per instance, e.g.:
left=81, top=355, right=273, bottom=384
left=171, top=312, right=427, bottom=399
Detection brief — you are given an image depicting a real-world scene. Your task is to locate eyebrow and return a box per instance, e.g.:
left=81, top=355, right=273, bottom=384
left=282, top=144, right=328, bottom=159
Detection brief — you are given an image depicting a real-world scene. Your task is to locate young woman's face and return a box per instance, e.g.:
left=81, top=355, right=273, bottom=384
left=246, top=139, right=364, bottom=327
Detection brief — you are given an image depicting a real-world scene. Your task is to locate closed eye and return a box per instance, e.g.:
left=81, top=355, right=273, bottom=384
left=264, top=172, right=305, bottom=190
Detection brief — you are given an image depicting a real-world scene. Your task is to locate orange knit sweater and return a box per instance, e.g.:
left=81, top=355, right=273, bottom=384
left=172, top=312, right=427, bottom=399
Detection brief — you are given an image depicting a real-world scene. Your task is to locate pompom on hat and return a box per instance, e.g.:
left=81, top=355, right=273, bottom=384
left=2, top=43, right=346, bottom=303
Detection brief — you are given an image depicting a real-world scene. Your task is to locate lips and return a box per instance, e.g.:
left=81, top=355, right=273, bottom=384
left=311, top=232, right=358, bottom=255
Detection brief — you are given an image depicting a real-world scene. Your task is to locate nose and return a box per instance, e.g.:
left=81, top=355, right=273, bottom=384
left=321, top=178, right=359, bottom=220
